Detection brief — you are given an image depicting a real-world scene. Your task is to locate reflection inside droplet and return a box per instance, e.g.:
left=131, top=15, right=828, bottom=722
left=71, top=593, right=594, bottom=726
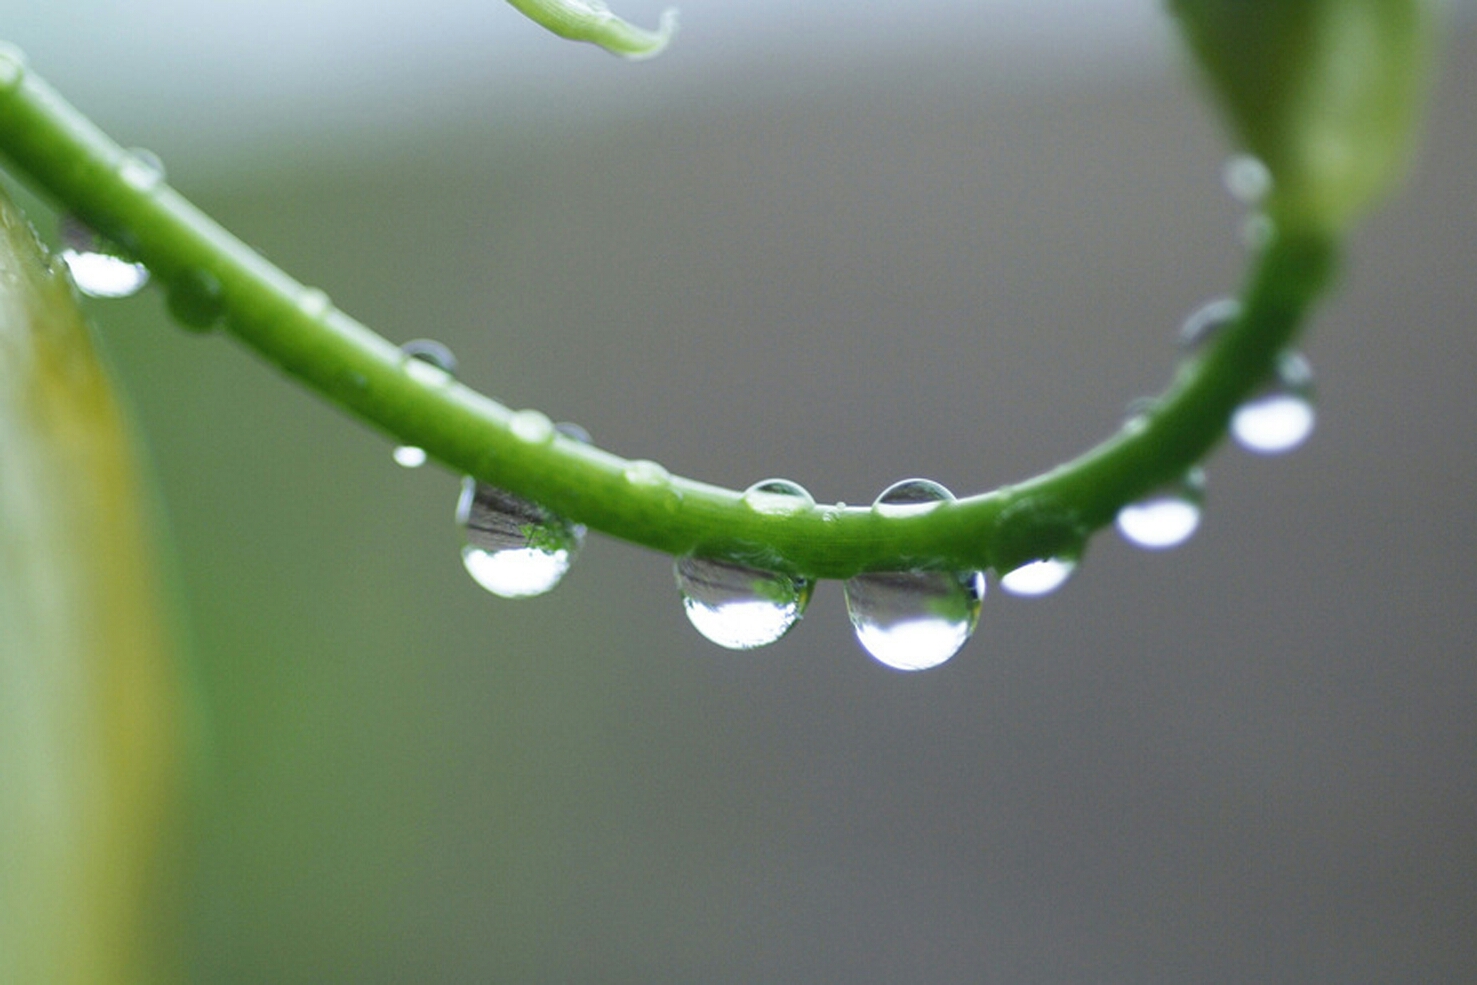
left=741, top=478, right=815, bottom=517
left=1116, top=472, right=1204, bottom=551
left=1231, top=352, right=1315, bottom=455
left=675, top=556, right=812, bottom=649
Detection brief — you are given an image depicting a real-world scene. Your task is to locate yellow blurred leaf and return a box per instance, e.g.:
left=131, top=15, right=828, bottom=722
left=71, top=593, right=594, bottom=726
left=1, top=189, right=182, bottom=983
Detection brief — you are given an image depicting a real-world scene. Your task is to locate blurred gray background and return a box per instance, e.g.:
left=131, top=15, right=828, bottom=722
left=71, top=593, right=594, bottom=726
left=8, top=2, right=1477, bottom=982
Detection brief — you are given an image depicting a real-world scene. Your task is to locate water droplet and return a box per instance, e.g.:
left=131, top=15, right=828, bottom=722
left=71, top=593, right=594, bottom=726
left=1116, top=469, right=1205, bottom=550
left=392, top=340, right=459, bottom=467
left=60, top=248, right=150, bottom=299
left=872, top=477, right=955, bottom=516
left=0, top=43, right=28, bottom=93
left=845, top=568, right=985, bottom=672
left=297, top=287, right=332, bottom=319
left=1231, top=352, right=1315, bottom=455
left=674, top=556, right=813, bottom=649
left=456, top=477, right=585, bottom=599
left=118, top=147, right=166, bottom=193
left=391, top=445, right=429, bottom=469
left=624, top=459, right=671, bottom=488
left=741, top=478, right=815, bottom=517
left=56, top=214, right=149, bottom=299
left=1222, top=154, right=1272, bottom=204
left=556, top=421, right=592, bottom=445
left=999, top=557, right=1077, bottom=597
left=1179, top=297, right=1241, bottom=349
left=167, top=268, right=225, bottom=331
left=509, top=409, right=555, bottom=445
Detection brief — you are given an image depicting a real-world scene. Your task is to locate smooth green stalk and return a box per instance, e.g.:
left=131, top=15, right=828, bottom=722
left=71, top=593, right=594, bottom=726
left=504, top=0, right=678, bottom=59
left=0, top=43, right=1339, bottom=580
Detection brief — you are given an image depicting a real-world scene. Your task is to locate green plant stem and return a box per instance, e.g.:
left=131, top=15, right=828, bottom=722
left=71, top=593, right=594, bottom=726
left=0, top=46, right=1336, bottom=580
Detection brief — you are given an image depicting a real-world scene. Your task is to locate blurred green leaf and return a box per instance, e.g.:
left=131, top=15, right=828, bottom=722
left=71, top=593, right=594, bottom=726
left=1, top=188, right=182, bottom=983
left=1170, top=0, right=1434, bottom=231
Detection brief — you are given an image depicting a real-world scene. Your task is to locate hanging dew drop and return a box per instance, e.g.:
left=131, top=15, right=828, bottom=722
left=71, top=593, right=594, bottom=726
left=674, top=557, right=813, bottom=650
left=844, top=478, right=984, bottom=671
left=456, top=477, right=585, bottom=599
left=741, top=478, right=815, bottom=517
left=845, top=569, right=985, bottom=672
left=1231, top=352, right=1315, bottom=455
left=1116, top=468, right=1205, bottom=550
left=391, top=445, right=428, bottom=469
left=166, top=267, right=225, bottom=331
left=1221, top=153, right=1273, bottom=205
left=999, top=557, right=1076, bottom=597
left=56, top=214, right=149, bottom=299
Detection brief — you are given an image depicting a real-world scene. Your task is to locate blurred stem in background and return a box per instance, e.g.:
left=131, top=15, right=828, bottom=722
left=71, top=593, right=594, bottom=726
left=1, top=186, right=184, bottom=983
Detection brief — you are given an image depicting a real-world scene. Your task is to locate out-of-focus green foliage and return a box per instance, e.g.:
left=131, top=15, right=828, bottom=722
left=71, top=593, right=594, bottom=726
left=1170, top=0, right=1433, bottom=230
left=0, top=186, right=182, bottom=984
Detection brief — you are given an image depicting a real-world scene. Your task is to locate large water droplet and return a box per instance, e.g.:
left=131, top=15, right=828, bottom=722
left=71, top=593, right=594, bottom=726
left=872, top=477, right=955, bottom=516
left=1179, top=297, right=1241, bottom=349
left=675, top=556, right=813, bottom=650
left=456, top=477, right=585, bottom=599
left=1231, top=352, right=1315, bottom=455
left=58, top=214, right=149, bottom=299
left=1116, top=469, right=1205, bottom=550
left=1222, top=154, right=1273, bottom=205
left=999, top=557, right=1076, bottom=597
left=845, top=569, right=985, bottom=672
left=393, top=339, right=459, bottom=468
left=741, top=478, right=815, bottom=517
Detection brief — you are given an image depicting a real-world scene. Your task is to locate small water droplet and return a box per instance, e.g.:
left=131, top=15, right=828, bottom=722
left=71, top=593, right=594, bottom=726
left=1116, top=468, right=1205, bottom=550
left=675, top=556, right=813, bottom=650
left=1222, top=154, right=1272, bottom=205
left=509, top=409, right=555, bottom=445
left=741, top=478, right=815, bottom=517
left=297, top=287, right=332, bottom=319
left=456, top=477, right=585, bottom=599
left=1231, top=352, right=1315, bottom=455
left=392, top=342, right=457, bottom=466
left=0, top=43, right=28, bottom=92
left=391, top=445, right=429, bottom=469
left=624, top=459, right=671, bottom=487
left=999, top=557, right=1076, bottom=597
left=872, top=478, right=955, bottom=516
left=845, top=568, right=985, bottom=672
left=555, top=421, right=592, bottom=445
left=118, top=147, right=166, bottom=193
left=1179, top=297, right=1241, bottom=349
left=400, top=338, right=457, bottom=375
left=167, top=268, right=225, bottom=331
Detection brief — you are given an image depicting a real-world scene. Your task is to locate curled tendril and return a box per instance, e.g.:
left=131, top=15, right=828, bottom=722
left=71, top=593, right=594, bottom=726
left=505, top=0, right=678, bottom=60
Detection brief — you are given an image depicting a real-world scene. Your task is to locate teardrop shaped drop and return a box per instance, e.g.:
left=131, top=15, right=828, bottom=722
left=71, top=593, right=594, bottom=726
left=58, top=215, right=149, bottom=299
left=456, top=477, right=585, bottom=599
left=1116, top=469, right=1205, bottom=550
left=674, top=556, right=813, bottom=650
left=844, top=569, right=985, bottom=672
left=1231, top=352, right=1315, bottom=455
left=999, top=557, right=1076, bottom=597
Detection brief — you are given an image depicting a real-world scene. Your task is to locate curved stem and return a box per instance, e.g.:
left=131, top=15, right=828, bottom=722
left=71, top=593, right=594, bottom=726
left=0, top=46, right=1337, bottom=580
left=504, top=0, right=678, bottom=60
